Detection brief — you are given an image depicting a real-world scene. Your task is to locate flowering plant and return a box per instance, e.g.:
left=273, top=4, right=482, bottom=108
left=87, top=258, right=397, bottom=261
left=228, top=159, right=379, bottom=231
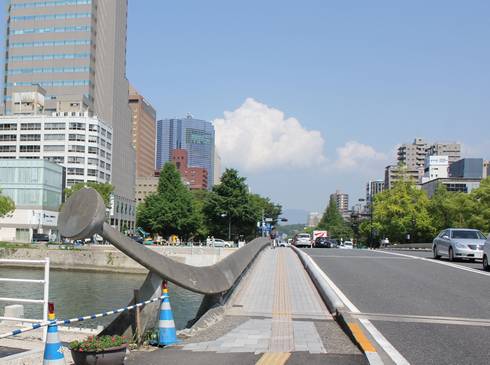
left=69, top=335, right=129, bottom=352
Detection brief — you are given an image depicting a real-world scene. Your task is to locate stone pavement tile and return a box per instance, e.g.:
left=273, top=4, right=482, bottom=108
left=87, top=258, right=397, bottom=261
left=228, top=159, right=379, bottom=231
left=126, top=349, right=262, bottom=365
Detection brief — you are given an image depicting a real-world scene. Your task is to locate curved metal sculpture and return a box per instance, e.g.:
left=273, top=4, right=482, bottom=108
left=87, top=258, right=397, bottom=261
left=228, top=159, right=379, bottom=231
left=58, top=188, right=269, bottom=295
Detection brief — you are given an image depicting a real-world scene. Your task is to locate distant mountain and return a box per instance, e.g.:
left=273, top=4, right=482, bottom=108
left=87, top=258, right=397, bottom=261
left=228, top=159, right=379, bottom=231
left=280, top=209, right=308, bottom=225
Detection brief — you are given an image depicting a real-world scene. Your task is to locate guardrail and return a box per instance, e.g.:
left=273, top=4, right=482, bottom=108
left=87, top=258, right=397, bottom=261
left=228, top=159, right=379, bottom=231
left=0, top=258, right=50, bottom=341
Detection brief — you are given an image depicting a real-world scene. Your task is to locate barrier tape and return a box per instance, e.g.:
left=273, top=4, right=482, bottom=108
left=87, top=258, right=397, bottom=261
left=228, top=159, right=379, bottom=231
left=0, top=294, right=168, bottom=339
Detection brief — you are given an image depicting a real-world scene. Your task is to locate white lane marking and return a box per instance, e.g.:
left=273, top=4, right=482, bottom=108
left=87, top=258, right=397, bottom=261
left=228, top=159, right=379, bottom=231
left=360, top=319, right=410, bottom=365
left=309, top=255, right=410, bottom=259
left=379, top=250, right=490, bottom=277
left=352, top=312, right=490, bottom=327
left=302, top=251, right=411, bottom=365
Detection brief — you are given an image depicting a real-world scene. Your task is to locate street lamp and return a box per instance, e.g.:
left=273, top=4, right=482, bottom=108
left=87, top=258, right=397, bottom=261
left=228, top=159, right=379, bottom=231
left=221, top=213, right=231, bottom=241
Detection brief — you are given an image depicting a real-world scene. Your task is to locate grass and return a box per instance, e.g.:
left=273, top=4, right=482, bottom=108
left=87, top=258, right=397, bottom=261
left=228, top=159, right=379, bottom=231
left=0, top=242, right=35, bottom=249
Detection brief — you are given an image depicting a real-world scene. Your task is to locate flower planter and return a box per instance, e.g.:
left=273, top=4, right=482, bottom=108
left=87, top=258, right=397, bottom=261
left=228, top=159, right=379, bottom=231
left=70, top=344, right=128, bottom=365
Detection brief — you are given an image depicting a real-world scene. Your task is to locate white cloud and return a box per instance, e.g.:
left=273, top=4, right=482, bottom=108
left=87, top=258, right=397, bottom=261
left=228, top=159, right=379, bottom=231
left=213, top=98, right=326, bottom=172
left=335, top=141, right=388, bottom=170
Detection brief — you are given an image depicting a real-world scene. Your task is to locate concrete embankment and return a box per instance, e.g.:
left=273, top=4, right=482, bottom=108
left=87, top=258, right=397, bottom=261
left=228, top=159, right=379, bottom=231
left=0, top=245, right=234, bottom=273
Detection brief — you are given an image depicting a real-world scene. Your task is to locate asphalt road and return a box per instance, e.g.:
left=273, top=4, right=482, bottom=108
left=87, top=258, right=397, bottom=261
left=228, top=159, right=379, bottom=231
left=304, top=248, right=490, bottom=365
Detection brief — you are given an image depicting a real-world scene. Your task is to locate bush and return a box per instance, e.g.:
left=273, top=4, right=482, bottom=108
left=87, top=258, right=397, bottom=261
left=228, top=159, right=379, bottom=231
left=69, top=335, right=128, bottom=352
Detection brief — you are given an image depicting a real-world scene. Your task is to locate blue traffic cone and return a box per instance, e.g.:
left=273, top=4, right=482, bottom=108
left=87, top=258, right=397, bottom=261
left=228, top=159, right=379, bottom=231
left=43, top=303, right=65, bottom=365
left=158, top=281, right=178, bottom=346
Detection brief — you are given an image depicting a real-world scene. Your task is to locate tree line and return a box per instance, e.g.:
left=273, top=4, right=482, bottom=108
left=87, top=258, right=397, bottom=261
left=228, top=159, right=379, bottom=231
left=359, top=177, right=490, bottom=244
left=137, top=163, right=282, bottom=242
left=314, top=177, right=490, bottom=245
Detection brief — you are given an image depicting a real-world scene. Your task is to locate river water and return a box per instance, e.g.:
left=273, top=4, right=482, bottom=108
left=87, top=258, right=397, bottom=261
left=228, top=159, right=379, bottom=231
left=0, top=268, right=203, bottom=330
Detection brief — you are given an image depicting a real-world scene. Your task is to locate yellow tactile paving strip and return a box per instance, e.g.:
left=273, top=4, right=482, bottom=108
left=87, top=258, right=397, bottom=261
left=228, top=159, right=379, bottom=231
left=270, top=249, right=294, bottom=353
left=256, top=352, right=291, bottom=365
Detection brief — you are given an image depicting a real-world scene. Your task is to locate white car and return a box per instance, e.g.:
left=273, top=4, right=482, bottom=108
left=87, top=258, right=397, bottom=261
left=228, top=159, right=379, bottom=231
left=340, top=241, right=354, bottom=249
left=483, top=237, right=490, bottom=271
left=293, top=233, right=312, bottom=248
left=209, top=239, right=232, bottom=248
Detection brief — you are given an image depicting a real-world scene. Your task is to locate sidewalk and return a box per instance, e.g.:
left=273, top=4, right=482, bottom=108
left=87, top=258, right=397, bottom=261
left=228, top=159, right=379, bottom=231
left=127, top=248, right=367, bottom=364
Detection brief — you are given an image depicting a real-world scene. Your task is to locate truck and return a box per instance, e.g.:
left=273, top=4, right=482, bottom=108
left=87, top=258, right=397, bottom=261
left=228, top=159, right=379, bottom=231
left=312, top=230, right=328, bottom=243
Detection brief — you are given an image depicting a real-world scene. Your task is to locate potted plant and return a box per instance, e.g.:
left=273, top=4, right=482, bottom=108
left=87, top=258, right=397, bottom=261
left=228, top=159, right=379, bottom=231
left=69, top=335, right=129, bottom=365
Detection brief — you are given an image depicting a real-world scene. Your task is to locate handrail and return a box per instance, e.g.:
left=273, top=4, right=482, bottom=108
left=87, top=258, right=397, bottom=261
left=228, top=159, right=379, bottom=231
left=58, top=188, right=270, bottom=295
left=0, top=257, right=50, bottom=342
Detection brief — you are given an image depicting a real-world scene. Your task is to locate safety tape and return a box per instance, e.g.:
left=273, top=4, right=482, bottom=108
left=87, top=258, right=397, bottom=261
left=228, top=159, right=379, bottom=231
left=0, top=294, right=168, bottom=339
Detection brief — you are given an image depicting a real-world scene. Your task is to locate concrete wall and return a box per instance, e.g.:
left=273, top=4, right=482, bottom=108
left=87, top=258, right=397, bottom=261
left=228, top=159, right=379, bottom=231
left=0, top=245, right=234, bottom=274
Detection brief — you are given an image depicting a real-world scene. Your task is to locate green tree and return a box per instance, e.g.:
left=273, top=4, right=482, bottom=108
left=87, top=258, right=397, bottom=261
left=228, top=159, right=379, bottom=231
left=428, top=183, right=473, bottom=232
left=468, top=177, right=490, bottom=233
left=0, top=189, right=15, bottom=217
left=137, top=163, right=199, bottom=239
left=373, top=180, right=434, bottom=243
left=317, top=196, right=353, bottom=239
left=203, top=169, right=258, bottom=240
left=191, top=189, right=210, bottom=240
left=64, top=182, right=114, bottom=208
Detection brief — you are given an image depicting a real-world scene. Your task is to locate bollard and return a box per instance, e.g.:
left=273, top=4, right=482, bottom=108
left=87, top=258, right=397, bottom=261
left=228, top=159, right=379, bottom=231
left=43, top=303, right=65, bottom=365
left=158, top=281, right=178, bottom=346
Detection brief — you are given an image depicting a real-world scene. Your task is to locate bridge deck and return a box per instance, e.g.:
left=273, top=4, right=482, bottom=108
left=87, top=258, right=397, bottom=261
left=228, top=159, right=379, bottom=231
left=127, top=248, right=366, bottom=365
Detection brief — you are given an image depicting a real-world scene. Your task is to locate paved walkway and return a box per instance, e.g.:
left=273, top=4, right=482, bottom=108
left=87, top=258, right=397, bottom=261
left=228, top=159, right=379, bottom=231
left=127, top=248, right=366, bottom=365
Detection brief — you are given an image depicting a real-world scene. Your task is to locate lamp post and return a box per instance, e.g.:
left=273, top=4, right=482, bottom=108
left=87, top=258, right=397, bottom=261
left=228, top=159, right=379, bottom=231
left=221, top=212, right=231, bottom=241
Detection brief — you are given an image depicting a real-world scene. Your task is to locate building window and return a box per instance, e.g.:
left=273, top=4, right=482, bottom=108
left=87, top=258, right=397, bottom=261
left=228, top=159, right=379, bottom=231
left=0, top=135, right=17, bottom=141
left=44, top=134, right=65, bottom=141
left=20, top=134, right=41, bottom=141
left=0, top=124, right=17, bottom=131
left=88, top=135, right=98, bottom=143
left=20, top=123, right=41, bottom=130
left=99, top=150, right=105, bottom=158
left=44, top=145, right=65, bottom=152
left=0, top=146, right=16, bottom=152
left=88, top=169, right=97, bottom=177
left=45, top=156, right=64, bottom=164
left=68, top=145, right=85, bottom=153
left=89, top=124, right=98, bottom=132
left=67, top=168, right=84, bottom=176
left=69, top=122, right=85, bottom=130
left=67, top=156, right=84, bottom=164
left=99, top=160, right=105, bottom=168
left=69, top=134, right=85, bottom=142
left=45, top=123, right=65, bottom=130
left=87, top=158, right=98, bottom=166
left=19, top=145, right=40, bottom=153
left=67, top=178, right=84, bottom=186
left=88, top=147, right=98, bottom=155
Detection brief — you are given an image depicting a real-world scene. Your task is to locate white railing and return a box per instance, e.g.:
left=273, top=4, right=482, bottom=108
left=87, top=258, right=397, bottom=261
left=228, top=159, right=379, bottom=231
left=0, top=258, right=50, bottom=341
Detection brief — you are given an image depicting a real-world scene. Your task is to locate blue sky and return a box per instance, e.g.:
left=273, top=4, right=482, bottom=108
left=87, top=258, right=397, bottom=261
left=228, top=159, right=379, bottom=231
left=4, top=1, right=490, bottom=219
left=125, top=1, right=489, bottom=216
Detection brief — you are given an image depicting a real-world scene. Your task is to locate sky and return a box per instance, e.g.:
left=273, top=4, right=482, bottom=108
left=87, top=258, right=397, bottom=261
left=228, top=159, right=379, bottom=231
left=5, top=1, right=490, bottom=219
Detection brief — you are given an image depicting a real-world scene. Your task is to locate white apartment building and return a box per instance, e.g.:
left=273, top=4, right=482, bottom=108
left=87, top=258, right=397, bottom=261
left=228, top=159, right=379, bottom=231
left=0, top=114, right=113, bottom=187
left=422, top=155, right=449, bottom=183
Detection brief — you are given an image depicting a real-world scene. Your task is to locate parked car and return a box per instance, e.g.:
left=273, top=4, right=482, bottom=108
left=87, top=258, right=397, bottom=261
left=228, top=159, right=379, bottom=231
left=483, top=237, right=490, bottom=271
left=432, top=228, right=487, bottom=262
left=129, top=235, right=144, bottom=244
left=339, top=240, right=354, bottom=249
left=209, top=238, right=232, bottom=248
left=293, top=233, right=312, bottom=248
left=314, top=237, right=337, bottom=248
left=32, top=233, right=50, bottom=243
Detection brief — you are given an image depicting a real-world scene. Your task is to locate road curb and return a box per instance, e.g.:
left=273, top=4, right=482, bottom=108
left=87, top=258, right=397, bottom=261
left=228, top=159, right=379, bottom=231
left=291, top=247, right=393, bottom=365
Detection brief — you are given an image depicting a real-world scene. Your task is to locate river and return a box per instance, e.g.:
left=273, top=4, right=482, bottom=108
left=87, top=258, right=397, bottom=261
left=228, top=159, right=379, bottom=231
left=0, top=267, right=203, bottom=330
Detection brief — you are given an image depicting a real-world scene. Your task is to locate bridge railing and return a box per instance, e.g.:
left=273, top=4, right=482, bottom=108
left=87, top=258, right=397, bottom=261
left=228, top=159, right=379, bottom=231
left=0, top=258, right=50, bottom=341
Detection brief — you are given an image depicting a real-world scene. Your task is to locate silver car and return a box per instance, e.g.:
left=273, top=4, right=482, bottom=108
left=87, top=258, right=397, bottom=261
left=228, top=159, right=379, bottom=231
left=483, top=237, right=490, bottom=271
left=432, top=228, right=487, bottom=262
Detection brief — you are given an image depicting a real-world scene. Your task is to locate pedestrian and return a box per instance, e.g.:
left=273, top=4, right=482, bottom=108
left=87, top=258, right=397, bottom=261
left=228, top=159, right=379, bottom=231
left=270, top=228, right=277, bottom=249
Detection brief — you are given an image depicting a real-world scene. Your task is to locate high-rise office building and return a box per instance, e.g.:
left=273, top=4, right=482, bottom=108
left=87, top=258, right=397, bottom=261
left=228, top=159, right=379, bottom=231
left=422, top=155, right=449, bottom=183
left=156, top=115, right=215, bottom=189
left=3, top=0, right=136, bottom=230
left=129, top=85, right=156, bottom=177
left=330, top=190, right=349, bottom=213
left=366, top=180, right=384, bottom=205
left=307, top=212, right=322, bottom=227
